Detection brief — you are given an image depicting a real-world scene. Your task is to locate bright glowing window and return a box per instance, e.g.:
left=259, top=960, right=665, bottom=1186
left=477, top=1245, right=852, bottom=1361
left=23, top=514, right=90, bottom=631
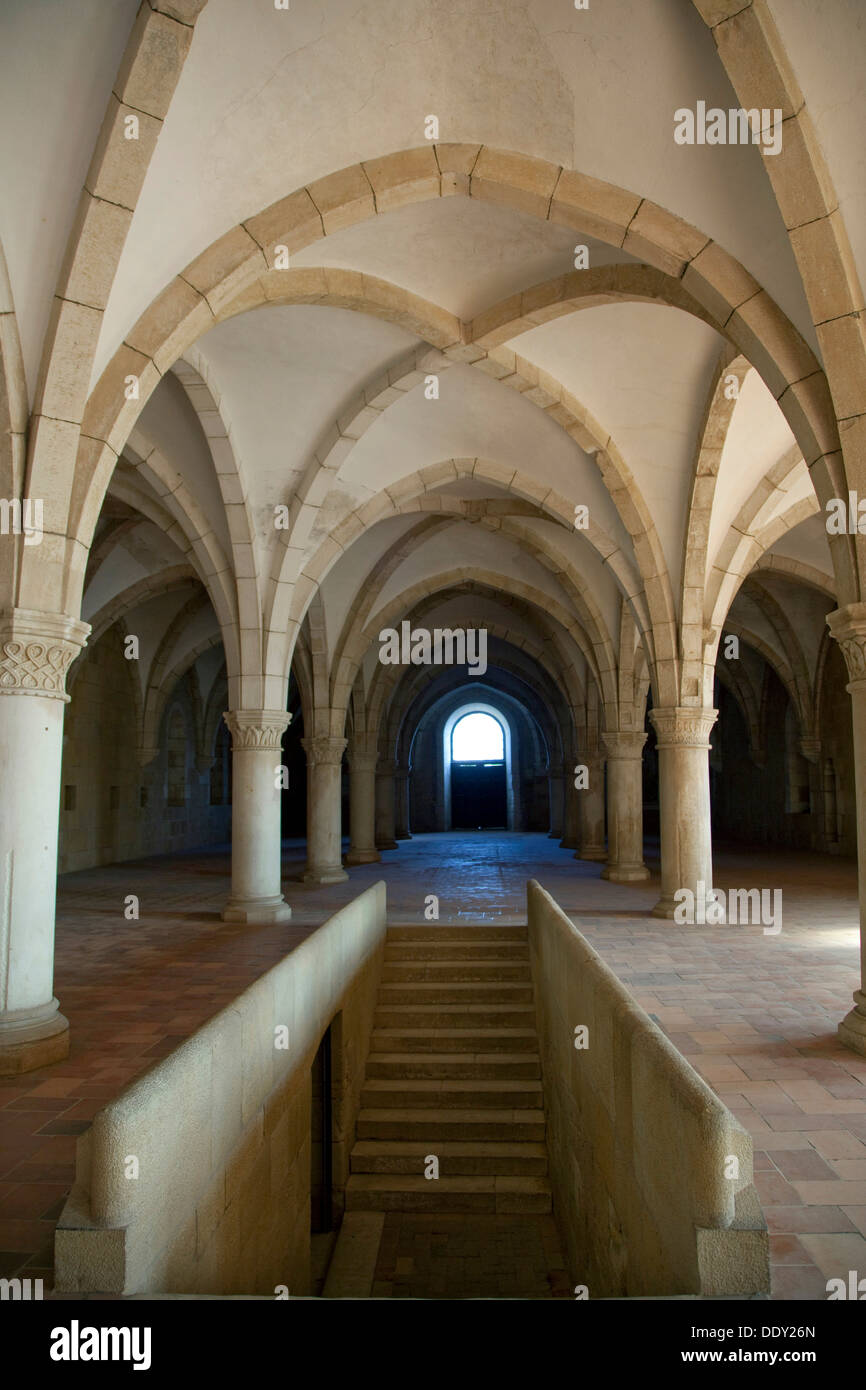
left=451, top=711, right=504, bottom=762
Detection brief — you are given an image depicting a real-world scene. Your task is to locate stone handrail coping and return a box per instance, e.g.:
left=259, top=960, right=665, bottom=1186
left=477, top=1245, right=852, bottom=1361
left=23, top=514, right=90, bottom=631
left=57, top=882, right=386, bottom=1292
left=527, top=879, right=769, bottom=1296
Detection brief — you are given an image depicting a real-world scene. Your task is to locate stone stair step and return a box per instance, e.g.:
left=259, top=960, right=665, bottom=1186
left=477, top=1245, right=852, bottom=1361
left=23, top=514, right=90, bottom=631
left=370, top=1027, right=539, bottom=1054
left=356, top=1107, right=546, bottom=1142
left=374, top=1004, right=537, bottom=1029
left=351, top=1140, right=548, bottom=1176
left=345, top=1174, right=551, bottom=1214
left=361, top=1078, right=544, bottom=1109
left=382, top=963, right=531, bottom=982
left=379, top=982, right=533, bottom=1004
left=386, top=925, right=527, bottom=941
left=365, top=1052, right=541, bottom=1080
left=358, top=1078, right=542, bottom=1112
left=384, top=942, right=529, bottom=961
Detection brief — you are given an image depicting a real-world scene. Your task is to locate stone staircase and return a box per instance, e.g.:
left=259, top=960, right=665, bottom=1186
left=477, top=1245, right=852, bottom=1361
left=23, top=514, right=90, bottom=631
left=345, top=924, right=552, bottom=1214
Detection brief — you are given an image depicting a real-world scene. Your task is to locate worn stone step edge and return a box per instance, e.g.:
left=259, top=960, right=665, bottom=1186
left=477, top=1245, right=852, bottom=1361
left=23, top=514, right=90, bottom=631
left=365, top=1053, right=541, bottom=1078
left=350, top=1140, right=548, bottom=1175
left=387, top=926, right=528, bottom=939
left=370, top=1028, right=539, bottom=1053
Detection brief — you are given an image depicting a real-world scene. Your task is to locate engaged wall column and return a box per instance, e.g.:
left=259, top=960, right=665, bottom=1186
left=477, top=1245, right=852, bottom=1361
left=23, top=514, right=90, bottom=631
left=650, top=707, right=717, bottom=919
left=394, top=763, right=412, bottom=840
left=828, top=606, right=866, bottom=1054
left=547, top=765, right=564, bottom=838
left=375, top=758, right=398, bottom=850
left=560, top=757, right=581, bottom=850
left=576, top=752, right=607, bottom=862
left=0, top=611, right=89, bottom=1073
left=303, top=735, right=348, bottom=884
left=346, top=748, right=380, bottom=866
left=223, top=710, right=291, bottom=923
left=600, top=731, right=648, bottom=882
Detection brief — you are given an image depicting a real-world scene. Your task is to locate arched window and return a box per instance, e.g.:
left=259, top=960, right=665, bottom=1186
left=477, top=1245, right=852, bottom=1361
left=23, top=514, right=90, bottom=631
left=451, top=711, right=504, bottom=763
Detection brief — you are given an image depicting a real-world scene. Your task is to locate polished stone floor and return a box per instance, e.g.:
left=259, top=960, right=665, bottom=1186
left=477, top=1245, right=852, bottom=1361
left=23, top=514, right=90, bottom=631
left=1, top=831, right=863, bottom=1300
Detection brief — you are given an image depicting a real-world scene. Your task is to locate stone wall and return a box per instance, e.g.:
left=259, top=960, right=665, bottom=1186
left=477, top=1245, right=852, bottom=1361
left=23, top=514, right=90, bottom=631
left=55, top=883, right=387, bottom=1296
left=59, top=628, right=231, bottom=872
left=712, top=656, right=856, bottom=856
left=527, top=880, right=769, bottom=1298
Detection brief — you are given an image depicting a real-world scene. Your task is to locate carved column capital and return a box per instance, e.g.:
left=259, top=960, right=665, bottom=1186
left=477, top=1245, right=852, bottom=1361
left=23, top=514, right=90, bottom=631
left=601, top=729, right=647, bottom=760
left=224, top=709, right=290, bottom=750
left=0, top=609, right=90, bottom=702
left=828, top=604, right=866, bottom=687
left=798, top=737, right=821, bottom=764
left=649, top=707, right=717, bottom=749
left=301, top=735, right=347, bottom=767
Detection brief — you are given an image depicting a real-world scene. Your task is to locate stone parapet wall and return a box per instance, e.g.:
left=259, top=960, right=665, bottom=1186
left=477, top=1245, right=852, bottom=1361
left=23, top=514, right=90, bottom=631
left=55, top=883, right=387, bottom=1295
left=527, top=880, right=769, bottom=1298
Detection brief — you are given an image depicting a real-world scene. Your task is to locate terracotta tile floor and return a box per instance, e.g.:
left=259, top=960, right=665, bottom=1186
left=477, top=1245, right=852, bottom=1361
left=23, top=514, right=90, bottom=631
left=1, top=831, right=863, bottom=1300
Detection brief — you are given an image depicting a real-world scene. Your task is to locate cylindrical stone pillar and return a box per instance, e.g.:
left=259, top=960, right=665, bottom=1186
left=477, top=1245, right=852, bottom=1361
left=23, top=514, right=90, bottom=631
left=560, top=758, right=581, bottom=850
left=302, top=735, right=348, bottom=883
left=0, top=611, right=89, bottom=1074
left=650, top=707, right=717, bottom=918
left=345, top=749, right=380, bottom=866
left=547, top=765, right=564, bottom=838
left=828, top=607, right=866, bottom=1054
left=600, top=731, right=648, bottom=881
left=394, top=763, right=412, bottom=840
left=375, top=758, right=398, bottom=850
left=223, top=710, right=292, bottom=923
left=576, top=753, right=607, bottom=861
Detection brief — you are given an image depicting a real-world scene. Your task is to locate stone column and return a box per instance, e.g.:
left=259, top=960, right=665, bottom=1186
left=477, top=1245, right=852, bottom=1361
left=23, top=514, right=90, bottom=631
left=600, top=731, right=648, bottom=881
left=560, top=758, right=581, bottom=850
left=0, top=611, right=89, bottom=1074
left=650, top=707, right=717, bottom=918
left=576, top=753, right=607, bottom=861
left=394, top=763, right=412, bottom=839
left=345, top=749, right=380, bottom=866
left=302, top=735, right=348, bottom=883
left=547, top=765, right=564, bottom=838
left=223, top=710, right=291, bottom=923
left=828, top=606, right=866, bottom=1054
left=375, top=758, right=398, bottom=850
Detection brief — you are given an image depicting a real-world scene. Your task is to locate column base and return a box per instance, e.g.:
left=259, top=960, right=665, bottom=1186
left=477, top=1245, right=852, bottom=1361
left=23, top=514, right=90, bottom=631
left=395, top=832, right=412, bottom=840
left=576, top=846, right=607, bottom=862
left=602, top=863, right=650, bottom=883
left=651, top=895, right=681, bottom=919
left=222, top=896, right=291, bottom=924
left=345, top=848, right=381, bottom=865
left=559, top=837, right=580, bottom=850
left=838, top=995, right=866, bottom=1056
left=376, top=839, right=398, bottom=851
left=303, top=866, right=349, bottom=884
left=0, top=1001, right=70, bottom=1076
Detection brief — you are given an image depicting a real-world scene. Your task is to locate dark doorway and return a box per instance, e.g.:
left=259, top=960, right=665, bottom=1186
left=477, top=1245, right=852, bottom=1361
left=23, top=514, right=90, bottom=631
left=451, top=761, right=507, bottom=828
left=310, top=1025, right=333, bottom=1233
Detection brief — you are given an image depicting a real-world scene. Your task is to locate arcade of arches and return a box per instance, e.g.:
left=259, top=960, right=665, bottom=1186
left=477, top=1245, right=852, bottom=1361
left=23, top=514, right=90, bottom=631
left=2, top=0, right=866, bottom=1302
